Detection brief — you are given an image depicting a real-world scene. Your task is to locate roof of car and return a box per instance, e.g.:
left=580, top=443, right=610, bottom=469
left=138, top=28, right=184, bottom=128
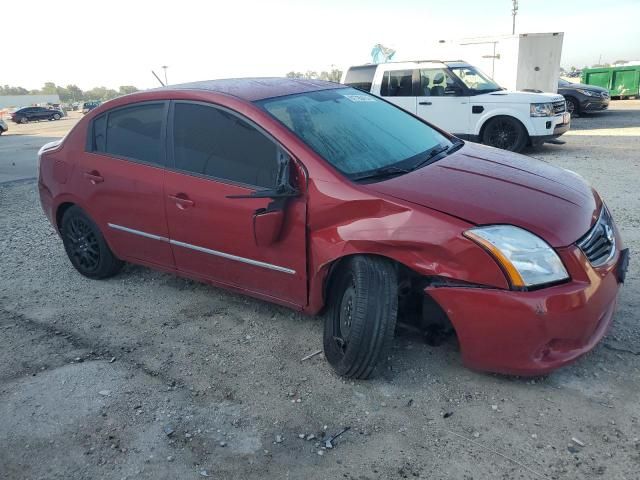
left=156, top=77, right=345, bottom=102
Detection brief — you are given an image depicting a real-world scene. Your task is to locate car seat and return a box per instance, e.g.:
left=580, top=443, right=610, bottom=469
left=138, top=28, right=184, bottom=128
left=431, top=72, right=446, bottom=96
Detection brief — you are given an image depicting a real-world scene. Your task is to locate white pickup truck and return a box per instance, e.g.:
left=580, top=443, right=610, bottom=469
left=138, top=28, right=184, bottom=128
left=341, top=60, right=570, bottom=152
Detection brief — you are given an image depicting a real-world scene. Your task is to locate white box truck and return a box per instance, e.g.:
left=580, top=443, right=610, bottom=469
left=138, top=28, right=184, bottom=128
left=431, top=33, right=564, bottom=93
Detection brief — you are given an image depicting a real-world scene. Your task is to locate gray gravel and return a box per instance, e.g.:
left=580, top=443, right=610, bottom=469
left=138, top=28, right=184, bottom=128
left=0, top=101, right=639, bottom=479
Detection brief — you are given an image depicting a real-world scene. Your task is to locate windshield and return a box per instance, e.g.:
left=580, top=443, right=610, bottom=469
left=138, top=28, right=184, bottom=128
left=449, top=65, right=502, bottom=94
left=257, top=88, right=450, bottom=178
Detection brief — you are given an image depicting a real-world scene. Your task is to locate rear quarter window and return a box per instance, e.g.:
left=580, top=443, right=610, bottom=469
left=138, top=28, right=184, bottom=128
left=343, top=65, right=377, bottom=92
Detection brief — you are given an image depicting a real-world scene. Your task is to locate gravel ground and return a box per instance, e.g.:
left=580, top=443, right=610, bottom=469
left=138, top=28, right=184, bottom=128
left=0, top=101, right=639, bottom=479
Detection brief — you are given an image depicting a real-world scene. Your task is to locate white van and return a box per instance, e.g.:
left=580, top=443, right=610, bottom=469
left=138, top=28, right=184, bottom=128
left=341, top=61, right=570, bottom=152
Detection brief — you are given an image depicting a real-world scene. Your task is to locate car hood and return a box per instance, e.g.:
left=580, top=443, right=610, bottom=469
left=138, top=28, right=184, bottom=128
left=559, top=82, right=608, bottom=93
left=473, top=90, right=564, bottom=104
left=363, top=142, right=600, bottom=247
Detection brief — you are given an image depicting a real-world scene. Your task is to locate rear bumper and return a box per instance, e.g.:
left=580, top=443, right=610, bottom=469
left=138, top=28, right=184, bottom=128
left=427, top=243, right=624, bottom=376
left=38, top=182, right=56, bottom=227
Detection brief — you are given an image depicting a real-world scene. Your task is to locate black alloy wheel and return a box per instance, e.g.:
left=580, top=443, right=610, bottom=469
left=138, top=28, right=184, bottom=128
left=482, top=116, right=527, bottom=152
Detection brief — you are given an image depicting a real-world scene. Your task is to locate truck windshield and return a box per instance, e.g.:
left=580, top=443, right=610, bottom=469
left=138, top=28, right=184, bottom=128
left=257, top=87, right=450, bottom=178
left=449, top=65, right=502, bottom=94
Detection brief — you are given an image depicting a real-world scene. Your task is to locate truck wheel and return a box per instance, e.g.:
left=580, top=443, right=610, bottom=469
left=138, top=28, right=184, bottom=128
left=60, top=206, right=124, bottom=279
left=482, top=116, right=528, bottom=152
left=565, top=97, right=579, bottom=117
left=323, top=256, right=398, bottom=379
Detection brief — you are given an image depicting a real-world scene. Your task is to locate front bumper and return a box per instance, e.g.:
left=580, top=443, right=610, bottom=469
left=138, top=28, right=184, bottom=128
left=530, top=113, right=570, bottom=143
left=581, top=97, right=610, bottom=112
left=427, top=242, right=625, bottom=376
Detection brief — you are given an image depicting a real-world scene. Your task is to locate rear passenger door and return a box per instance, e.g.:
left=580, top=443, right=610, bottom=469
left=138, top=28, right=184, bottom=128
left=80, top=102, right=174, bottom=268
left=378, top=69, right=417, bottom=114
left=163, top=101, right=307, bottom=307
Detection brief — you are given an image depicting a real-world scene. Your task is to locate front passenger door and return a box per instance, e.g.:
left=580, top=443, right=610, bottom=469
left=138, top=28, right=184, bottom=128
left=163, top=101, right=307, bottom=307
left=416, top=67, right=470, bottom=135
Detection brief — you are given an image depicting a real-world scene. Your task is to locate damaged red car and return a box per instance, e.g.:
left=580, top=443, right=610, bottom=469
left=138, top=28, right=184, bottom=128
left=37, top=78, right=629, bottom=378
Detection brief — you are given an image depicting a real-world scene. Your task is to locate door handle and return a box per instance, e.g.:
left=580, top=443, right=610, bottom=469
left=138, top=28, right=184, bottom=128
left=419, top=101, right=432, bottom=105
left=83, top=171, right=104, bottom=184
left=168, top=193, right=195, bottom=209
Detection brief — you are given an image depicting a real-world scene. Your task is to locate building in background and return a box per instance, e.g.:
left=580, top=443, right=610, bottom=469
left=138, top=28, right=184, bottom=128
left=0, top=94, right=61, bottom=109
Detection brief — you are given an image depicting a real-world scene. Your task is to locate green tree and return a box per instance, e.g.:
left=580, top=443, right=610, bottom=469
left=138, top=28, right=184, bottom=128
left=319, top=69, right=342, bottom=82
left=40, top=82, right=58, bottom=95
left=118, top=85, right=138, bottom=95
left=65, top=85, right=84, bottom=102
left=285, top=71, right=304, bottom=78
left=0, top=85, right=29, bottom=95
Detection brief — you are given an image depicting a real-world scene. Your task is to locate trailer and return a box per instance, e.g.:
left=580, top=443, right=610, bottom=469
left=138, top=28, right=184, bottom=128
left=582, top=66, right=640, bottom=98
left=428, top=33, right=564, bottom=93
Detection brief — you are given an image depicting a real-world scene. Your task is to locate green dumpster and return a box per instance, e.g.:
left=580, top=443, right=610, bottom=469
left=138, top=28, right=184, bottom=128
left=582, top=66, right=640, bottom=98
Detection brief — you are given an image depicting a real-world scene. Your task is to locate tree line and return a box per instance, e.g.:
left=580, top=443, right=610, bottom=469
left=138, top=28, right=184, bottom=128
left=0, top=83, right=139, bottom=103
left=285, top=69, right=342, bottom=82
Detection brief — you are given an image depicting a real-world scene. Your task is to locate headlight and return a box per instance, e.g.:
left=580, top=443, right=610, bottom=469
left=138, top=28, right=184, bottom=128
left=530, top=103, right=554, bottom=117
left=464, top=225, right=569, bottom=288
left=576, top=89, right=596, bottom=97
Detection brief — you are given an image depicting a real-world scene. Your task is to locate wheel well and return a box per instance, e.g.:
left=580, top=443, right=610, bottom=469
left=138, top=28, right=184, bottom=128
left=55, top=202, right=75, bottom=228
left=322, top=254, right=455, bottom=340
left=478, top=114, right=529, bottom=143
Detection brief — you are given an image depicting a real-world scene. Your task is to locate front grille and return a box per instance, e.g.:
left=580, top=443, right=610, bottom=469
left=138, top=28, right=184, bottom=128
left=577, top=207, right=616, bottom=267
left=553, top=100, right=566, bottom=114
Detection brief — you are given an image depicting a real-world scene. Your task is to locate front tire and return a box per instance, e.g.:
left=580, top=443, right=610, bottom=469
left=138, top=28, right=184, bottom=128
left=20, top=117, right=28, bottom=124
left=565, top=97, right=579, bottom=117
left=323, top=256, right=398, bottom=379
left=60, top=206, right=123, bottom=279
left=482, top=116, right=528, bottom=152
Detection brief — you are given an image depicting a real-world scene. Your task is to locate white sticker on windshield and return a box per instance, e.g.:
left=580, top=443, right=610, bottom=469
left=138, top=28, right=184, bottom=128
left=342, top=94, right=376, bottom=102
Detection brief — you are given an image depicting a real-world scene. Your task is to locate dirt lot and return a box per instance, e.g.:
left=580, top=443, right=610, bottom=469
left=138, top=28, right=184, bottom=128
left=1, top=102, right=639, bottom=480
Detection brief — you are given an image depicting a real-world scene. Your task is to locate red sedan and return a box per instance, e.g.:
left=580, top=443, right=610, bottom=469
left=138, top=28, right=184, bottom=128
left=37, top=78, right=629, bottom=378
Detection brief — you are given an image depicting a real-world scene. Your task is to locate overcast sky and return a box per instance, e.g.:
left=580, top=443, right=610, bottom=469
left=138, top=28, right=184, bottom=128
left=4, top=0, right=639, bottom=90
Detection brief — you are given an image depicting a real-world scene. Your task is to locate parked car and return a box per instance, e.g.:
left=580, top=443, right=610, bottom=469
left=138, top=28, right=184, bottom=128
left=0, top=118, right=8, bottom=135
left=10, top=106, right=63, bottom=123
left=37, top=78, right=628, bottom=378
left=342, top=61, right=570, bottom=152
left=82, top=101, right=101, bottom=114
left=558, top=78, right=610, bottom=116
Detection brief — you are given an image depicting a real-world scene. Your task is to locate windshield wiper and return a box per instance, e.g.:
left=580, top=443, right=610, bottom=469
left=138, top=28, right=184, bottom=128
left=410, top=140, right=464, bottom=171
left=351, top=165, right=412, bottom=182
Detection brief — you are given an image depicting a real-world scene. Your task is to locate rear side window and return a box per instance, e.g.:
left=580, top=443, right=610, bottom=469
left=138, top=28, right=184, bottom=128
left=381, top=70, right=415, bottom=97
left=172, top=102, right=278, bottom=188
left=92, top=115, right=106, bottom=151
left=343, top=65, right=377, bottom=92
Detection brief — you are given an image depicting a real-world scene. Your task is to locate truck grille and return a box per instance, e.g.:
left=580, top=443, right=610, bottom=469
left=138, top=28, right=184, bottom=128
left=553, top=100, right=566, bottom=114
left=577, top=207, right=616, bottom=267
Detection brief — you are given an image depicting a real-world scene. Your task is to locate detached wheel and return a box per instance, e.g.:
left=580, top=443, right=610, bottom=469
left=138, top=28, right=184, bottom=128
left=60, top=206, right=123, bottom=279
left=323, top=256, right=398, bottom=379
left=565, top=97, right=579, bottom=117
left=482, top=116, right=528, bottom=152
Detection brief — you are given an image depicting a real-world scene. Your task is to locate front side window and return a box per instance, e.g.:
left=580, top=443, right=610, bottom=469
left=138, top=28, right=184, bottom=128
left=101, top=103, right=164, bottom=165
left=419, top=68, right=460, bottom=97
left=172, top=102, right=278, bottom=188
left=449, top=66, right=502, bottom=94
left=257, top=88, right=450, bottom=177
left=380, top=70, right=414, bottom=97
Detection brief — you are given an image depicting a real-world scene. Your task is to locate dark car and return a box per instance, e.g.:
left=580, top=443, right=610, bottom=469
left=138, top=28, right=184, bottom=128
left=11, top=107, right=63, bottom=124
left=0, top=118, right=8, bottom=135
left=558, top=79, right=610, bottom=116
left=37, top=78, right=627, bottom=378
left=82, top=101, right=101, bottom=114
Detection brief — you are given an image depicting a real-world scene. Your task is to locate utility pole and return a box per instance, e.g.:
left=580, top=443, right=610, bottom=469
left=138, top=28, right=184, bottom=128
left=162, top=65, right=169, bottom=86
left=512, top=0, right=519, bottom=35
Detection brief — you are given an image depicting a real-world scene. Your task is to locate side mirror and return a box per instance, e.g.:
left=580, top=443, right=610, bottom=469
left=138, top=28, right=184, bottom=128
left=226, top=150, right=300, bottom=246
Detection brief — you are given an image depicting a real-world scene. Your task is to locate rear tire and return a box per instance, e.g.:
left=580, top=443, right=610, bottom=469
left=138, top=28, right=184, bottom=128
left=60, top=206, right=123, bottom=279
left=323, top=256, right=398, bottom=379
left=482, top=116, right=528, bottom=152
left=53, top=113, right=61, bottom=120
